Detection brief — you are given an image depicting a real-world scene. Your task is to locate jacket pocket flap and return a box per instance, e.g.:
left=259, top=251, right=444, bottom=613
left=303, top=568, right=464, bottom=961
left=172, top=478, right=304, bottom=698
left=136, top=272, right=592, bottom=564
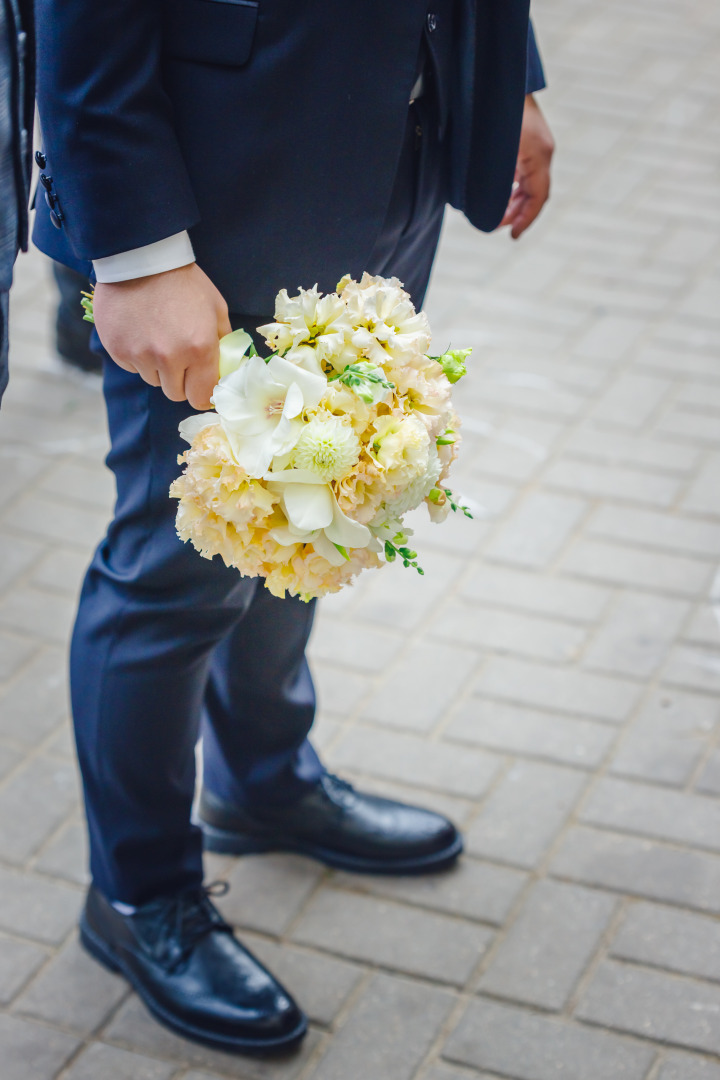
left=164, top=0, right=259, bottom=68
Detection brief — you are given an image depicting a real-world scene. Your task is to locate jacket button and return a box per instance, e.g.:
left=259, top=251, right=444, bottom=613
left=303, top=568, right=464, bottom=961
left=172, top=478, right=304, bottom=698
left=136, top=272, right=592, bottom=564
left=39, top=173, right=53, bottom=191
left=35, top=150, right=47, bottom=169
left=426, top=12, right=437, bottom=31
left=50, top=208, right=63, bottom=229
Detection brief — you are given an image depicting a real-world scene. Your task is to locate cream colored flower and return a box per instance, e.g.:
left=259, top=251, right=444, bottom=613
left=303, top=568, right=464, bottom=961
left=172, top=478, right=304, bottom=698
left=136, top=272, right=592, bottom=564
left=258, top=285, right=353, bottom=366
left=291, top=416, right=361, bottom=482
left=369, top=413, right=430, bottom=482
left=339, top=272, right=431, bottom=366
left=381, top=446, right=442, bottom=518
left=264, top=468, right=373, bottom=556
left=211, top=353, right=326, bottom=477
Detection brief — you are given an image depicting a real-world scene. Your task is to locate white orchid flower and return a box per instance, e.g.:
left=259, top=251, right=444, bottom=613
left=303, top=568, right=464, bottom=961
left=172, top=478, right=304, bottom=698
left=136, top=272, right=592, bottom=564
left=218, top=328, right=255, bottom=378
left=211, top=356, right=326, bottom=478
left=264, top=468, right=372, bottom=563
left=177, top=329, right=255, bottom=443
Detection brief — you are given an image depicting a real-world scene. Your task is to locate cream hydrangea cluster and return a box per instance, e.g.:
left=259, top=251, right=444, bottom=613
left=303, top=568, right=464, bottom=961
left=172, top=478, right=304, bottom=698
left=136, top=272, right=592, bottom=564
left=170, top=273, right=471, bottom=599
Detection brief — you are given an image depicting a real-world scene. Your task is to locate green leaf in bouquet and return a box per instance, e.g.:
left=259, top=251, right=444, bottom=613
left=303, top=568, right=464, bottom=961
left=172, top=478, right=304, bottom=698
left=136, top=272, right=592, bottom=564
left=429, top=347, right=472, bottom=384
left=329, top=362, right=395, bottom=404
left=436, top=428, right=457, bottom=446
left=383, top=537, right=424, bottom=575
left=80, top=289, right=95, bottom=324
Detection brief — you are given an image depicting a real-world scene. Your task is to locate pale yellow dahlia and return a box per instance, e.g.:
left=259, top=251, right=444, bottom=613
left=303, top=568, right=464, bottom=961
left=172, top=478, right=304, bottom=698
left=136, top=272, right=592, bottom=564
left=291, top=416, right=361, bottom=482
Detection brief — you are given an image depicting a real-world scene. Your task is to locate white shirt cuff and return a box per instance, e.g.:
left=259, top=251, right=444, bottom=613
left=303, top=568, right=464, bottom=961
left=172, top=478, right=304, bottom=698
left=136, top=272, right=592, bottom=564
left=92, top=231, right=195, bottom=283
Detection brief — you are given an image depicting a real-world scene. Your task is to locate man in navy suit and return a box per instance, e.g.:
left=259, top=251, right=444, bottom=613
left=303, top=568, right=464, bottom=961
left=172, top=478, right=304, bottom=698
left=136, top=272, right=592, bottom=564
left=33, top=0, right=553, bottom=1054
left=0, top=0, right=32, bottom=405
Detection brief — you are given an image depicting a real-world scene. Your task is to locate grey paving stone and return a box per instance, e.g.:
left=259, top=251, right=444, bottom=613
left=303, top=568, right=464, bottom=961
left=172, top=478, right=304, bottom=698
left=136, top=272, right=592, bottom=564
left=105, top=994, right=320, bottom=1079
left=62, top=1044, right=176, bottom=1080
left=550, top=825, right=720, bottom=913
left=9, top=492, right=109, bottom=549
left=484, top=492, right=587, bottom=568
left=442, top=997, right=655, bottom=1080
left=543, top=459, right=680, bottom=507
left=217, top=854, right=324, bottom=937
left=608, top=687, right=718, bottom=787
left=682, top=454, right=720, bottom=517
left=361, top=640, right=478, bottom=733
left=588, top=506, right=720, bottom=558
left=240, top=934, right=363, bottom=1027
left=589, top=371, right=672, bottom=428
left=0, top=864, right=82, bottom=943
left=0, top=584, right=77, bottom=645
left=580, top=777, right=720, bottom=852
left=352, top=548, right=464, bottom=631
left=465, top=761, right=588, bottom=868
left=38, top=460, right=115, bottom=511
left=15, top=936, right=127, bottom=1035
left=610, top=902, right=720, bottom=982
left=561, top=538, right=714, bottom=598
left=328, top=725, right=502, bottom=799
left=424, top=1067, right=496, bottom=1080
left=565, top=428, right=699, bottom=474
left=310, top=973, right=455, bottom=1080
left=583, top=592, right=688, bottom=679
left=31, top=548, right=89, bottom=596
left=0, top=739, right=23, bottom=781
left=0, top=936, right=48, bottom=1005
left=0, top=647, right=69, bottom=744
left=291, top=888, right=492, bottom=985
left=684, top=605, right=720, bottom=649
left=0, top=530, right=46, bottom=593
left=0, top=454, right=49, bottom=512
left=0, top=630, right=37, bottom=683
left=658, top=409, right=720, bottom=447
left=33, top=820, right=89, bottom=884
left=43, top=720, right=76, bottom=760
left=609, top=730, right=706, bottom=788
left=333, top=856, right=527, bottom=926
left=462, top=564, right=609, bottom=623
left=573, top=313, right=644, bottom=362
left=308, top=619, right=403, bottom=674
left=312, top=662, right=371, bottom=717
left=446, top=699, right=616, bottom=769
left=0, top=1012, right=81, bottom=1080
left=432, top=601, right=587, bottom=663
left=473, top=656, right=641, bottom=723
left=696, top=748, right=720, bottom=796
left=576, top=960, right=720, bottom=1054
left=0, top=754, right=80, bottom=864
left=478, top=880, right=617, bottom=1010
left=656, top=1051, right=720, bottom=1080
left=662, top=646, right=720, bottom=695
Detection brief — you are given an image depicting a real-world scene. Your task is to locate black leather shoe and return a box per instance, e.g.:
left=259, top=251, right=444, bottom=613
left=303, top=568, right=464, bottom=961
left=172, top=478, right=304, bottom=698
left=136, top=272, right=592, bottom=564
left=79, top=883, right=307, bottom=1053
left=197, top=774, right=463, bottom=873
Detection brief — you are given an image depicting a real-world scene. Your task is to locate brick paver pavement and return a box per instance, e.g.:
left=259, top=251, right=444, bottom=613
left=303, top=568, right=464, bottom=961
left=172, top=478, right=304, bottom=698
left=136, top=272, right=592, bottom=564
left=2, top=0, right=720, bottom=1076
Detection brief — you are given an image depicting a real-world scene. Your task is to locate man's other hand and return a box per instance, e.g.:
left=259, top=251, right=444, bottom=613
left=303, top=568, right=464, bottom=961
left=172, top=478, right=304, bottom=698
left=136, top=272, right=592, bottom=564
left=500, top=95, right=555, bottom=240
left=93, top=263, right=232, bottom=410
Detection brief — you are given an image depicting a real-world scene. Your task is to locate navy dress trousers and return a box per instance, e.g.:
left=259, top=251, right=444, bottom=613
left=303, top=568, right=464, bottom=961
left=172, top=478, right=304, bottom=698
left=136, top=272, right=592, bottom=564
left=33, top=0, right=545, bottom=905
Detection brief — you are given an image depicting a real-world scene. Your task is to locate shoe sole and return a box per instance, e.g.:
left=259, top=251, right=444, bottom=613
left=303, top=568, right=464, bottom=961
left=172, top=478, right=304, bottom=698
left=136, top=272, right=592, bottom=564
left=78, top=912, right=308, bottom=1054
left=198, top=820, right=464, bottom=874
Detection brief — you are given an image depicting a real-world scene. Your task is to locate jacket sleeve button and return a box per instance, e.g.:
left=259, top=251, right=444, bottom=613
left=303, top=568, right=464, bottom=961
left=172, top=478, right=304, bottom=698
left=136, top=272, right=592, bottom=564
left=426, top=12, right=437, bottom=31
left=35, top=150, right=47, bottom=169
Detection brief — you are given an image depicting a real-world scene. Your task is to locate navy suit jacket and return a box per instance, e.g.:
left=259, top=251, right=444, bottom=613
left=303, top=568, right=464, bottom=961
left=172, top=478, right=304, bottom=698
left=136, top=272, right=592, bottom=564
left=34, top=0, right=545, bottom=314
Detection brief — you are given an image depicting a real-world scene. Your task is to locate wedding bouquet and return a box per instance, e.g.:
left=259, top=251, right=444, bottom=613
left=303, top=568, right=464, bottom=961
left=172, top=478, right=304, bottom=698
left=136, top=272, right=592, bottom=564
left=169, top=273, right=471, bottom=600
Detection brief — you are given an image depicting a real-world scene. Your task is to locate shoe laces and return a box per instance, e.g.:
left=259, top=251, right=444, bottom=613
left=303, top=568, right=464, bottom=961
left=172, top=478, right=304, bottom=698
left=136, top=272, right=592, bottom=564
left=150, top=881, right=233, bottom=973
